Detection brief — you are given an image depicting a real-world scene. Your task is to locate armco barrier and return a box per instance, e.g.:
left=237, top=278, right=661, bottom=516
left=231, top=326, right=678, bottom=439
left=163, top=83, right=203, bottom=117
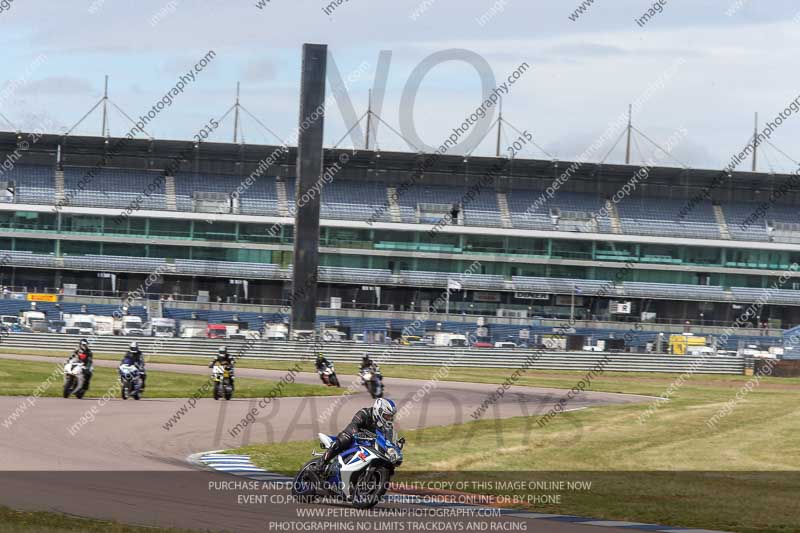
left=0, top=333, right=746, bottom=374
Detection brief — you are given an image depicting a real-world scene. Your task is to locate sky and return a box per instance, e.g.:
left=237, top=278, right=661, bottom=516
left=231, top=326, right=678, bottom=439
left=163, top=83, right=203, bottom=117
left=1, top=0, right=800, bottom=172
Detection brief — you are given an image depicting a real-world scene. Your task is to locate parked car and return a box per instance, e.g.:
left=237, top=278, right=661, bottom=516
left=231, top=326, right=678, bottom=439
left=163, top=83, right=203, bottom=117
left=494, top=341, right=517, bottom=349
left=472, top=339, right=493, bottom=348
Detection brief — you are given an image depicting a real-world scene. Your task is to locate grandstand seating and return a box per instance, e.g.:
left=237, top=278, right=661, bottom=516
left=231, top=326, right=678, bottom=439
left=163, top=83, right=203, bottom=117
left=3, top=165, right=800, bottom=245
left=506, top=190, right=613, bottom=233
left=174, top=172, right=281, bottom=216
left=63, top=167, right=167, bottom=210
left=0, top=299, right=147, bottom=320
left=314, top=179, right=392, bottom=222
left=3, top=165, right=55, bottom=205
left=399, top=270, right=507, bottom=290
left=393, top=184, right=464, bottom=224
left=162, top=307, right=269, bottom=332
left=616, top=197, right=721, bottom=239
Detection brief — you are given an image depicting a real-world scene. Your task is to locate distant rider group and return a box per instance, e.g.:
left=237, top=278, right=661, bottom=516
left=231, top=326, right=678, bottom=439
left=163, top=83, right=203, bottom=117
left=62, top=340, right=238, bottom=401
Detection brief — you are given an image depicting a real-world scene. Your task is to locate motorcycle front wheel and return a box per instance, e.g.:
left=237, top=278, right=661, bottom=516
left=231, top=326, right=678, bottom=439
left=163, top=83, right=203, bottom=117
left=330, top=375, right=340, bottom=387
left=351, top=466, right=391, bottom=509
left=224, top=379, right=233, bottom=400
left=62, top=377, right=74, bottom=398
left=291, top=459, right=322, bottom=503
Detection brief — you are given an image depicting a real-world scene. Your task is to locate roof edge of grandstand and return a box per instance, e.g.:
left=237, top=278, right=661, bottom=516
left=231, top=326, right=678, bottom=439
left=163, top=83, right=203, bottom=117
left=0, top=129, right=795, bottom=189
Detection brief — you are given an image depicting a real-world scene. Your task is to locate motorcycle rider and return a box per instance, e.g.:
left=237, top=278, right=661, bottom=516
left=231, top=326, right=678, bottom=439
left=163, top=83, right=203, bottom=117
left=360, top=353, right=375, bottom=371
left=316, top=398, right=398, bottom=475
left=208, top=346, right=235, bottom=384
left=315, top=352, right=332, bottom=372
left=122, top=341, right=146, bottom=390
left=67, top=339, right=94, bottom=389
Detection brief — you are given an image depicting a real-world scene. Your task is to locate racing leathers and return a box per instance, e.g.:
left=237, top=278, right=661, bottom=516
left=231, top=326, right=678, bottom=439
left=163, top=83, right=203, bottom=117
left=68, top=348, right=94, bottom=388
left=123, top=348, right=146, bottom=389
left=315, top=355, right=332, bottom=372
left=320, top=407, right=390, bottom=468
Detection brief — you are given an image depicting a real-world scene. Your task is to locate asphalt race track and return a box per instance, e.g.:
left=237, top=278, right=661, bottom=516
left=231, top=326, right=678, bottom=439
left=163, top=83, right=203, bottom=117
left=0, top=353, right=654, bottom=532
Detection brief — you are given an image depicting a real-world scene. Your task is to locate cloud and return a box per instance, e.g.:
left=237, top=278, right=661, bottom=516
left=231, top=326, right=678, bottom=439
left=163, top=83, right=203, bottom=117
left=242, top=59, right=278, bottom=83
left=22, top=76, right=94, bottom=95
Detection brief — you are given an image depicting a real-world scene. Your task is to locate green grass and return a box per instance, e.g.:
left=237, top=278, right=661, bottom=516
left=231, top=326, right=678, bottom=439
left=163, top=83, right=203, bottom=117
left=6, top=348, right=800, bottom=530
left=0, top=358, right=344, bottom=399
left=229, top=369, right=800, bottom=533
left=13, top=347, right=800, bottom=398
left=0, top=506, right=203, bottom=533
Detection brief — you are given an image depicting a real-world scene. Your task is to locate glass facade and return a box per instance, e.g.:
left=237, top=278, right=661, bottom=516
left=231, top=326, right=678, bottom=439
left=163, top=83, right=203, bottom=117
left=0, top=210, right=797, bottom=289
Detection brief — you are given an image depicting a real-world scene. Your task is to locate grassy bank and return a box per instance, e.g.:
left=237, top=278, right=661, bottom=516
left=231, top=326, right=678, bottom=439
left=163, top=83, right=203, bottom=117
left=0, top=506, right=201, bottom=533
left=0, top=358, right=344, bottom=399
left=230, top=371, right=800, bottom=533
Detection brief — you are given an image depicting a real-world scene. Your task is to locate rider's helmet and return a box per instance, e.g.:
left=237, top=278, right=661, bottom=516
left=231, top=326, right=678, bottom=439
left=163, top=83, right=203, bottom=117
left=316, top=352, right=324, bottom=361
left=372, top=398, right=397, bottom=429
left=129, top=341, right=139, bottom=351
left=79, top=339, right=89, bottom=351
left=217, top=346, right=229, bottom=361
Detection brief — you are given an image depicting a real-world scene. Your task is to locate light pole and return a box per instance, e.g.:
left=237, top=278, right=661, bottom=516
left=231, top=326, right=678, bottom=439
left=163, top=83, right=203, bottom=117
left=570, top=282, right=576, bottom=322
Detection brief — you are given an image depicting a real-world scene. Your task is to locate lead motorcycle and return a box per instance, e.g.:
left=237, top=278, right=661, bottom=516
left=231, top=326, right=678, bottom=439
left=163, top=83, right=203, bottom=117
left=360, top=364, right=383, bottom=399
left=119, top=359, right=143, bottom=400
left=292, top=429, right=405, bottom=509
left=63, top=359, right=88, bottom=399
left=212, top=362, right=234, bottom=400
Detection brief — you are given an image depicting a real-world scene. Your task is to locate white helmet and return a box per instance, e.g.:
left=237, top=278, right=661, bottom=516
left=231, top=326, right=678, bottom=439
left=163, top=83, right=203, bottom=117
left=372, top=398, right=397, bottom=429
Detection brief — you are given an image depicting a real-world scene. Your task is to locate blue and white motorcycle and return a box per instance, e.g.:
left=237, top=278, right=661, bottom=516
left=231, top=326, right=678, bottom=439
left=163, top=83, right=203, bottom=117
left=292, top=429, right=405, bottom=509
left=119, top=360, right=143, bottom=400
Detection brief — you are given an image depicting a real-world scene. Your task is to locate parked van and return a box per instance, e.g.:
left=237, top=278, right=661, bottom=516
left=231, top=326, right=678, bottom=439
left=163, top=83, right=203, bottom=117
left=207, top=324, right=227, bottom=339
left=148, top=318, right=176, bottom=338
left=20, top=311, right=47, bottom=332
left=114, top=315, right=144, bottom=336
left=63, top=314, right=96, bottom=336
left=94, top=316, right=115, bottom=336
left=180, top=319, right=208, bottom=338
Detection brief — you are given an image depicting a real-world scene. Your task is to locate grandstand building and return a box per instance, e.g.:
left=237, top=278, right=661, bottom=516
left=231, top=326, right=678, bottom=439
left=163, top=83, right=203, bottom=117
left=1, top=130, right=799, bottom=335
